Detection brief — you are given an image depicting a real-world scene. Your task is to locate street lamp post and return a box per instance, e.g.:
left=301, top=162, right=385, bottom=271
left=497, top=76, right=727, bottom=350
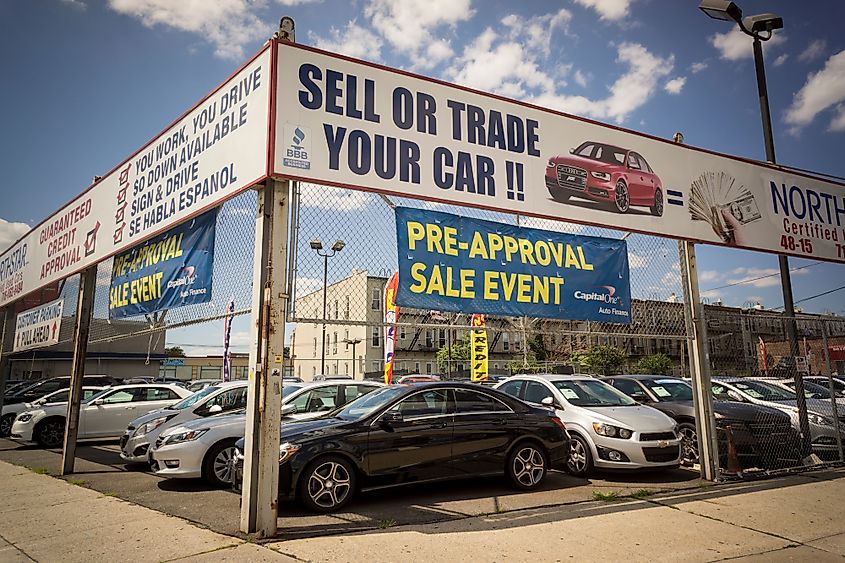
left=310, top=238, right=345, bottom=376
left=343, top=337, right=362, bottom=379
left=699, top=0, right=811, bottom=449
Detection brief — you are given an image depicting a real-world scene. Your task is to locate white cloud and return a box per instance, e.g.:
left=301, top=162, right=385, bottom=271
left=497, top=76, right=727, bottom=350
left=107, top=0, right=273, bottom=60
left=61, top=0, right=87, bottom=9
left=311, top=21, right=383, bottom=61
left=798, top=39, right=827, bottom=63
left=573, top=0, right=631, bottom=21
left=784, top=50, right=845, bottom=132
left=296, top=277, right=323, bottom=297
left=573, top=69, right=590, bottom=87
left=365, top=0, right=473, bottom=69
left=299, top=183, right=371, bottom=211
left=0, top=218, right=30, bottom=254
left=628, top=253, right=648, bottom=268
left=690, top=61, right=708, bottom=73
left=709, top=27, right=785, bottom=61
left=531, top=42, right=673, bottom=124
left=725, top=266, right=808, bottom=289
left=773, top=53, right=789, bottom=67
left=664, top=76, right=686, bottom=94
left=699, top=270, right=722, bottom=283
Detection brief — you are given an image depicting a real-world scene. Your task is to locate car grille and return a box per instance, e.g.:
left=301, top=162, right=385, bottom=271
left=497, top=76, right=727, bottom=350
left=642, top=445, right=680, bottom=463
left=556, top=165, right=587, bottom=190
left=640, top=432, right=676, bottom=442
left=747, top=422, right=792, bottom=436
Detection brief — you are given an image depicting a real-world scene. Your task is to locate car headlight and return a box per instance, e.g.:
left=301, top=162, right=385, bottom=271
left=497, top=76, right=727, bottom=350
left=279, top=442, right=301, bottom=464
left=593, top=423, right=632, bottom=439
left=591, top=171, right=611, bottom=181
left=162, top=428, right=208, bottom=445
left=136, top=415, right=174, bottom=437
left=16, top=413, right=33, bottom=423
left=807, top=413, right=834, bottom=427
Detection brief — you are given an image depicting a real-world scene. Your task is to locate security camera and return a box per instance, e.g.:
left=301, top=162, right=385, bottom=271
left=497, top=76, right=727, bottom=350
left=742, top=13, right=783, bottom=34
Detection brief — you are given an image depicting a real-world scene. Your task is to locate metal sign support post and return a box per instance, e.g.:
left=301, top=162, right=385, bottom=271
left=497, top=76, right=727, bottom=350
left=61, top=264, right=97, bottom=475
left=241, top=178, right=290, bottom=536
left=0, top=307, right=8, bottom=422
left=678, top=241, right=720, bottom=481
left=821, top=322, right=844, bottom=460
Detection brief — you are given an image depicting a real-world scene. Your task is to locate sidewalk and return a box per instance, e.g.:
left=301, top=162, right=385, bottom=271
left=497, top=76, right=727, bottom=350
left=1, top=460, right=844, bottom=562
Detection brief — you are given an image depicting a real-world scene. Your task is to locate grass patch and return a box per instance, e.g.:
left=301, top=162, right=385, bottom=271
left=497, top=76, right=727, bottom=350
left=30, top=467, right=51, bottom=475
left=592, top=490, right=619, bottom=502
left=68, top=478, right=86, bottom=487
left=101, top=491, right=117, bottom=497
left=630, top=488, right=657, bottom=499
left=377, top=519, right=396, bottom=529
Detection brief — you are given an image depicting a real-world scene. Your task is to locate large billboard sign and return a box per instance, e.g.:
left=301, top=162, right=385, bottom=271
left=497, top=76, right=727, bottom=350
left=394, top=207, right=632, bottom=323
left=108, top=208, right=218, bottom=319
left=0, top=44, right=272, bottom=308
left=273, top=42, right=845, bottom=265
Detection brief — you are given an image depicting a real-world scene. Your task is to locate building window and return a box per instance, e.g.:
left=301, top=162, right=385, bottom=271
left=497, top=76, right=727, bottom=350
left=313, top=338, right=317, bottom=357
left=332, top=332, right=338, bottom=354
left=344, top=296, right=350, bottom=319
left=425, top=330, right=433, bottom=348
left=312, top=366, right=316, bottom=377
left=400, top=326, right=406, bottom=339
left=372, top=326, right=381, bottom=347
left=425, top=362, right=432, bottom=373
left=297, top=366, right=301, bottom=376
left=371, top=288, right=381, bottom=310
left=344, top=329, right=350, bottom=349
left=503, top=332, right=510, bottom=351
left=372, top=361, right=380, bottom=373
left=333, top=300, right=339, bottom=319
left=438, top=329, right=446, bottom=347
left=415, top=362, right=420, bottom=372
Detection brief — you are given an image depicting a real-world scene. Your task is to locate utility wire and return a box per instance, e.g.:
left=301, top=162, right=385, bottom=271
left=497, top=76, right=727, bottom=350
left=703, top=261, right=823, bottom=292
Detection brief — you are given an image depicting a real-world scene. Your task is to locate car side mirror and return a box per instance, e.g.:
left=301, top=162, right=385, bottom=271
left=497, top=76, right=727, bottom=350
left=569, top=148, right=575, bottom=154
left=381, top=412, right=403, bottom=426
left=281, top=404, right=297, bottom=416
left=541, top=397, right=555, bottom=408
left=93, top=399, right=104, bottom=406
left=207, top=404, right=223, bottom=414
left=631, top=393, right=649, bottom=402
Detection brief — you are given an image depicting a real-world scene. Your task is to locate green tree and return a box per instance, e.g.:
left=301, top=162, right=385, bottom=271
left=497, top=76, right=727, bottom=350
left=633, top=353, right=673, bottom=375
left=165, top=346, right=185, bottom=357
left=436, top=337, right=471, bottom=373
left=527, top=336, right=548, bottom=361
left=572, top=345, right=627, bottom=375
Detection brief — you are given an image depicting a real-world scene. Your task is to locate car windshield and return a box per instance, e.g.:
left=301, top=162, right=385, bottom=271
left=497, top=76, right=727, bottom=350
left=171, top=385, right=221, bottom=409
left=282, top=384, right=305, bottom=398
left=647, top=380, right=694, bottom=401
left=552, top=379, right=636, bottom=407
left=784, top=380, right=832, bottom=399
left=730, top=380, right=796, bottom=401
left=9, top=381, right=42, bottom=397
left=332, top=386, right=407, bottom=420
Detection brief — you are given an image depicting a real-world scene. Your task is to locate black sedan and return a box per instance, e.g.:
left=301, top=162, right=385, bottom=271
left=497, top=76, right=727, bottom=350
left=233, top=382, right=570, bottom=512
left=605, top=375, right=804, bottom=470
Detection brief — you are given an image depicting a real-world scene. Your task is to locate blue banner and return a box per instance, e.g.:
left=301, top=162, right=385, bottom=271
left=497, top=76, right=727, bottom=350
left=108, top=209, right=217, bottom=319
left=395, top=207, right=631, bottom=323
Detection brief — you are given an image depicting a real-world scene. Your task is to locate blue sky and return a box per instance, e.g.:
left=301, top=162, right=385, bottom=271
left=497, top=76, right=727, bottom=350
left=1, top=0, right=844, bottom=353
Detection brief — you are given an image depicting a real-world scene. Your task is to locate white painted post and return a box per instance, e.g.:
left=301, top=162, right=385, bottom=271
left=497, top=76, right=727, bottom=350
left=240, top=178, right=290, bottom=536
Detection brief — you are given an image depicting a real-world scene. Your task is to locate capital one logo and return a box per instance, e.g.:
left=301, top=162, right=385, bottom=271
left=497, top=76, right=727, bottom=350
left=573, top=285, right=621, bottom=305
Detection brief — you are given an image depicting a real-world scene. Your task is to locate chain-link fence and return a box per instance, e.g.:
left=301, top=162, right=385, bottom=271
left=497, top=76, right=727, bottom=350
left=1, top=190, right=258, bottom=383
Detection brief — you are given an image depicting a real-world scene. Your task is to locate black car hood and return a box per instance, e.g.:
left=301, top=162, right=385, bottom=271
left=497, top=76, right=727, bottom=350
left=651, top=399, right=788, bottom=422
left=235, top=417, right=353, bottom=450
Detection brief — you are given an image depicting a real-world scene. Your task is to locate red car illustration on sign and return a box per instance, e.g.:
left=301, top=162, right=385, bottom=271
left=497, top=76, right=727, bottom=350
left=545, top=141, right=664, bottom=216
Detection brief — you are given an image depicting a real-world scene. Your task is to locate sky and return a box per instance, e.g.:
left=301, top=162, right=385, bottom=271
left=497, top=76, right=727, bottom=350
left=1, top=0, right=845, bottom=355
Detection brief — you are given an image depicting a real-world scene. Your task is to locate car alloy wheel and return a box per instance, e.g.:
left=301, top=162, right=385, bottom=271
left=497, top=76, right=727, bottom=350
left=651, top=188, right=664, bottom=217
left=614, top=180, right=630, bottom=213
left=304, top=457, right=354, bottom=512
left=566, top=434, right=593, bottom=477
left=203, top=439, right=239, bottom=487
left=37, top=419, right=64, bottom=448
left=0, top=414, right=14, bottom=437
left=212, top=446, right=236, bottom=484
left=678, top=423, right=699, bottom=465
left=508, top=444, right=546, bottom=489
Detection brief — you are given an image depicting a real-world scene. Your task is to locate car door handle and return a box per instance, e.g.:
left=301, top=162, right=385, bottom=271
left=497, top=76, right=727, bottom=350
left=435, top=421, right=448, bottom=429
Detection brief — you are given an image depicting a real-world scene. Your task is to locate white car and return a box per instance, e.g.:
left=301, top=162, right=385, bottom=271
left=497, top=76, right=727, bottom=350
left=121, top=381, right=249, bottom=463
left=496, top=374, right=681, bottom=476
left=11, top=384, right=193, bottom=448
left=1, top=387, right=105, bottom=437
left=151, top=381, right=383, bottom=486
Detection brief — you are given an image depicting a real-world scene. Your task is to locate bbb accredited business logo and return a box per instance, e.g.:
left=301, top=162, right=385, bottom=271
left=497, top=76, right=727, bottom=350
left=282, top=123, right=311, bottom=170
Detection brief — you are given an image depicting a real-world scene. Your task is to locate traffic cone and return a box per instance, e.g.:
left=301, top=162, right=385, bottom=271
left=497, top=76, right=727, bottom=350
left=722, top=425, right=743, bottom=476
